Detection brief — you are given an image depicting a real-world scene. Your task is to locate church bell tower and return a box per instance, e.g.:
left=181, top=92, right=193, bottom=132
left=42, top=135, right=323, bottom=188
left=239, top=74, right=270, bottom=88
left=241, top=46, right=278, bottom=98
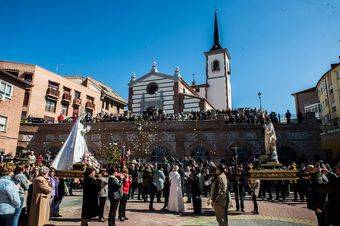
left=205, top=10, right=232, bottom=110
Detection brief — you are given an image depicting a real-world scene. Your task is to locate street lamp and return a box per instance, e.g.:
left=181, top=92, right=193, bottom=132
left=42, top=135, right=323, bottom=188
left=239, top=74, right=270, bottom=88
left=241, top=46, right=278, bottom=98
left=257, top=92, right=262, bottom=110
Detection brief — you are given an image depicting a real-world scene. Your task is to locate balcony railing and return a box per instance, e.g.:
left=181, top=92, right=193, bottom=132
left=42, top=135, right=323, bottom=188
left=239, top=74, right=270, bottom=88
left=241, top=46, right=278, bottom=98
left=73, top=98, right=82, bottom=106
left=85, top=101, right=95, bottom=110
left=62, top=93, right=72, bottom=102
left=46, top=87, right=60, bottom=98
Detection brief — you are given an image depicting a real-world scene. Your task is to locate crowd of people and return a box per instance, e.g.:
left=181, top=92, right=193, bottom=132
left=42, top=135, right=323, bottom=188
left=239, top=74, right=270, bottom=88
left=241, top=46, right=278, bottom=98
left=22, top=107, right=305, bottom=125
left=0, top=151, right=339, bottom=226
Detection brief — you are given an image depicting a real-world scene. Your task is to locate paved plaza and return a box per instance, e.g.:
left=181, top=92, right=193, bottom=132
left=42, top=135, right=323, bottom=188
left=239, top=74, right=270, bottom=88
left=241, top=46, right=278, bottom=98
left=50, top=191, right=317, bottom=226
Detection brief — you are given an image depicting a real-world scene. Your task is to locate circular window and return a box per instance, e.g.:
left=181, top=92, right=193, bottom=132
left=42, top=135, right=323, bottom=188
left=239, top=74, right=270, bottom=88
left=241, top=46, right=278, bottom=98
left=146, top=82, right=158, bottom=95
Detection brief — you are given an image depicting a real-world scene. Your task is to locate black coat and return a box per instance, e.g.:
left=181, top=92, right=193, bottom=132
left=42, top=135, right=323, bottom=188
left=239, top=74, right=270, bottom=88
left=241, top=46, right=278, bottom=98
left=108, top=175, right=122, bottom=201
left=316, top=173, right=340, bottom=226
left=191, top=174, right=202, bottom=196
left=81, top=176, right=101, bottom=219
left=163, top=172, right=170, bottom=198
left=306, top=175, right=327, bottom=211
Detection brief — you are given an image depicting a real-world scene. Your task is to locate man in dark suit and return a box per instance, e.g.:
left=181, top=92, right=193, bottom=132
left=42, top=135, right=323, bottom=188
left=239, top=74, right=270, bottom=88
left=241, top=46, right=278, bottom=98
left=108, top=168, right=122, bottom=226
left=191, top=167, right=202, bottom=214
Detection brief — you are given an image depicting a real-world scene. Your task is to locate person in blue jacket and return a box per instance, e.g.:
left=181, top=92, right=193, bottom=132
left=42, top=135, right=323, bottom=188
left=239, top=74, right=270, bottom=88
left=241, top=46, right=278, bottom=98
left=0, top=163, right=21, bottom=226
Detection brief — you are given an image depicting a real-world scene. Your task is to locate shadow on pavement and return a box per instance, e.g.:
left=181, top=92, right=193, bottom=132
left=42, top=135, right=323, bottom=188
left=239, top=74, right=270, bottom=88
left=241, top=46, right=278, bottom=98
left=50, top=217, right=82, bottom=222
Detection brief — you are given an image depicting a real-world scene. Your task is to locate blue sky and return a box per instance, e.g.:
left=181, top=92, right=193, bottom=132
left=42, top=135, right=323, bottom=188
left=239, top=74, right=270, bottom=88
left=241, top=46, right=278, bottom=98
left=1, top=0, right=339, bottom=114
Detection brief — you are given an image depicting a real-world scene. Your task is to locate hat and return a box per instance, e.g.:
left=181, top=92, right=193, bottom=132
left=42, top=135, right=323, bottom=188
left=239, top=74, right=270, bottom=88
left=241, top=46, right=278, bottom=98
left=306, top=164, right=314, bottom=169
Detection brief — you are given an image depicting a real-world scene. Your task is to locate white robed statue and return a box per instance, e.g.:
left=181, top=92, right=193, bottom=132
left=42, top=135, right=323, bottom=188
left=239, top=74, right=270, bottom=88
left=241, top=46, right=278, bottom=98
left=264, top=121, right=279, bottom=162
left=51, top=116, right=91, bottom=170
left=168, top=165, right=185, bottom=213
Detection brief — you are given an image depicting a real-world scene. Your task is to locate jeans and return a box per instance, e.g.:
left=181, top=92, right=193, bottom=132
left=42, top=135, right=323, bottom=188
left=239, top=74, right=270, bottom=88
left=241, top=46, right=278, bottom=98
left=12, top=196, right=24, bottom=226
left=118, top=194, right=129, bottom=218
left=251, top=193, right=258, bottom=212
left=108, top=199, right=119, bottom=226
left=0, top=214, right=14, bottom=226
left=98, top=197, right=106, bottom=219
left=137, top=183, right=143, bottom=199
left=50, top=196, right=60, bottom=216
left=234, top=186, right=244, bottom=211
left=148, top=184, right=157, bottom=210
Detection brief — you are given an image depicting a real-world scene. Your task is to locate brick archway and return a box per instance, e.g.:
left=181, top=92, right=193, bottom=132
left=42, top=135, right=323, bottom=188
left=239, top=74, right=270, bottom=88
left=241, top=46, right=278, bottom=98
left=277, top=141, right=300, bottom=165
left=277, top=141, right=301, bottom=154
left=148, top=141, right=174, bottom=162
left=226, top=141, right=256, bottom=163
left=186, top=142, right=214, bottom=159
left=44, top=141, right=63, bottom=153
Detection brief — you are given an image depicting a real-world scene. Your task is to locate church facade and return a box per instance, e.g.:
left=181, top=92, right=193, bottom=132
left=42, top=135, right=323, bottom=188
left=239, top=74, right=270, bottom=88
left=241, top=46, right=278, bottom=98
left=128, top=12, right=232, bottom=115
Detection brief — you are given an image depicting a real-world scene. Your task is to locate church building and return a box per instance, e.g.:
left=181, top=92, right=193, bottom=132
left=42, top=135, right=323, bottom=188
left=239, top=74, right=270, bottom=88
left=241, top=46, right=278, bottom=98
left=128, top=11, right=231, bottom=115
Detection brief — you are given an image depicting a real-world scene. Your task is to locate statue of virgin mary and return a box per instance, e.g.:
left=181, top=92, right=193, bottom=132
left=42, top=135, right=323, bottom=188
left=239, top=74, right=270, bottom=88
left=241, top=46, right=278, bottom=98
left=51, top=113, right=91, bottom=170
left=264, top=121, right=279, bottom=162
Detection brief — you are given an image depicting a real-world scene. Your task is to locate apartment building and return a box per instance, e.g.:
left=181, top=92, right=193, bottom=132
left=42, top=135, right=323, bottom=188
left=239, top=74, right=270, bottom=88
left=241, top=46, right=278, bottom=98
left=0, top=60, right=126, bottom=123
left=0, top=69, right=32, bottom=154
left=292, top=87, right=321, bottom=119
left=316, top=63, right=340, bottom=125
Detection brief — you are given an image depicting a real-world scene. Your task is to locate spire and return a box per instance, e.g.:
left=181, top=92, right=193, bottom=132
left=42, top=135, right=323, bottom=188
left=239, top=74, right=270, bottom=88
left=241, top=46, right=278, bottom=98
left=151, top=61, right=158, bottom=72
left=131, top=72, right=136, bottom=80
left=210, top=9, right=222, bottom=51
left=128, top=72, right=136, bottom=86
left=174, top=66, right=181, bottom=78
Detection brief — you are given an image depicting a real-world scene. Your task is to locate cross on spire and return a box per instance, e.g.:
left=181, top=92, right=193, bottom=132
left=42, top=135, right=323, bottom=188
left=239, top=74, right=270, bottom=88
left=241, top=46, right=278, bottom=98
left=210, top=9, right=222, bottom=51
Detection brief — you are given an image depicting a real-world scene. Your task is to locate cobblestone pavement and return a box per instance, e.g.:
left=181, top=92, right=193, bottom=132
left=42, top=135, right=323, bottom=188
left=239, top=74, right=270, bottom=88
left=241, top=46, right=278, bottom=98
left=50, top=191, right=317, bottom=226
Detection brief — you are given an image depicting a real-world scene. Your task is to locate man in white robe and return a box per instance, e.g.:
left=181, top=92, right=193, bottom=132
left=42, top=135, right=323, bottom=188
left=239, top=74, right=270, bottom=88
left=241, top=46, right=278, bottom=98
left=168, top=165, right=185, bottom=213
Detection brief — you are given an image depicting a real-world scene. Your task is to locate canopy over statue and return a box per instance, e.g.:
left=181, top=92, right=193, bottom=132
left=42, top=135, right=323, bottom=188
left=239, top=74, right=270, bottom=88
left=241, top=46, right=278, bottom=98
left=264, top=121, right=279, bottom=162
left=51, top=116, right=91, bottom=171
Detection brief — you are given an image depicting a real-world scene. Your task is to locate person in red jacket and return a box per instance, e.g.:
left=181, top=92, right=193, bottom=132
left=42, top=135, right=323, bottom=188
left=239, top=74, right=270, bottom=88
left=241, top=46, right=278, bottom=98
left=118, top=167, right=131, bottom=222
left=57, top=113, right=65, bottom=123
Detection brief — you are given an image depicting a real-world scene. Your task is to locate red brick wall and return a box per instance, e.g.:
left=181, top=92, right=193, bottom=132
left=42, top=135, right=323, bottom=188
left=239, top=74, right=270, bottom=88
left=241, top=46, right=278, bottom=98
left=18, top=118, right=322, bottom=162
left=0, top=75, right=26, bottom=155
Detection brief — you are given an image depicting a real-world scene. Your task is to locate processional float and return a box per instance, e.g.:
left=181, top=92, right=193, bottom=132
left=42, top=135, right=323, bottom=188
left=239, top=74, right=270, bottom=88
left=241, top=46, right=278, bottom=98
left=52, top=113, right=100, bottom=178
left=248, top=121, right=298, bottom=181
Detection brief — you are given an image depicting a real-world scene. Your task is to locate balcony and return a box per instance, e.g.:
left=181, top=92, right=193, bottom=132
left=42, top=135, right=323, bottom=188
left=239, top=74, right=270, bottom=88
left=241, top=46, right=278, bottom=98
left=85, top=101, right=95, bottom=110
left=73, top=98, right=82, bottom=106
left=46, top=87, right=60, bottom=99
left=62, top=93, right=72, bottom=103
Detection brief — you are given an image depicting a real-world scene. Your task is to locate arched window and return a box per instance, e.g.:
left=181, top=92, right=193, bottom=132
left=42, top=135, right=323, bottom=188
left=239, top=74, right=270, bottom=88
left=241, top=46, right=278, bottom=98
left=191, top=145, right=209, bottom=161
left=151, top=146, right=169, bottom=162
left=212, top=60, right=220, bottom=72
